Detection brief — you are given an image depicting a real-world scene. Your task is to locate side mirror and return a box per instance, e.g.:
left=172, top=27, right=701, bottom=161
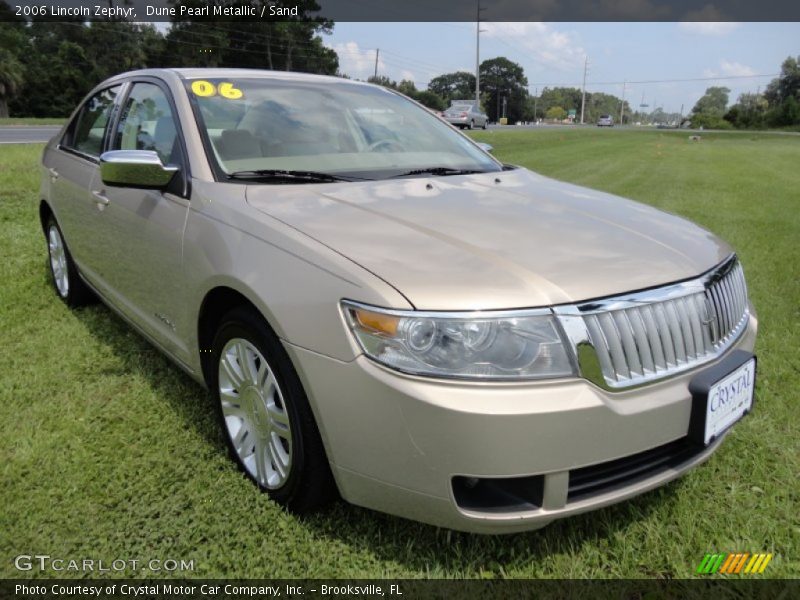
left=100, top=150, right=178, bottom=189
left=476, top=142, right=494, bottom=153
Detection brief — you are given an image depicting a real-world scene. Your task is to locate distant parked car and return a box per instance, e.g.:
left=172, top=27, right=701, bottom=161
left=597, top=115, right=614, bottom=127
left=443, top=102, right=488, bottom=129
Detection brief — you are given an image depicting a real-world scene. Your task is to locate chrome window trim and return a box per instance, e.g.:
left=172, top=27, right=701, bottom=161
left=341, top=299, right=553, bottom=321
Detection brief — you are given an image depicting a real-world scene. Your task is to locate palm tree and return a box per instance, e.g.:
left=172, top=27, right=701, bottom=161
left=0, top=48, right=24, bottom=118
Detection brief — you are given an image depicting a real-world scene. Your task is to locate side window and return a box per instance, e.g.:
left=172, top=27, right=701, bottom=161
left=112, top=83, right=180, bottom=165
left=65, top=86, right=121, bottom=157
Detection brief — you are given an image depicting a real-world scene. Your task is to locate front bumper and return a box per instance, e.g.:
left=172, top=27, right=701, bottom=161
left=287, top=313, right=757, bottom=533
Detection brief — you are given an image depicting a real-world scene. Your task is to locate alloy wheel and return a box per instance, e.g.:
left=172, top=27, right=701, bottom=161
left=48, top=225, right=69, bottom=297
left=218, top=337, right=293, bottom=489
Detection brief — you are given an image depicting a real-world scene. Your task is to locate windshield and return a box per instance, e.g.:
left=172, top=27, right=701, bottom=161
left=186, top=77, right=501, bottom=180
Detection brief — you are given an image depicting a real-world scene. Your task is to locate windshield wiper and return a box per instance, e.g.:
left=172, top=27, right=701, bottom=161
left=227, top=169, right=367, bottom=183
left=390, top=167, right=488, bottom=178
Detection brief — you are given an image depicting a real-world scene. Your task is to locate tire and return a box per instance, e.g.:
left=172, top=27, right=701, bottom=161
left=482, top=121, right=488, bottom=130
left=45, top=216, right=94, bottom=308
left=210, top=306, right=336, bottom=513
left=469, top=120, right=474, bottom=130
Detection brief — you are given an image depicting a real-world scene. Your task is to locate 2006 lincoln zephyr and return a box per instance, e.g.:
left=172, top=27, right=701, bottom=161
left=40, top=69, right=757, bottom=533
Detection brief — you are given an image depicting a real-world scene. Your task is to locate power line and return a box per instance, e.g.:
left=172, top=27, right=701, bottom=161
left=528, top=73, right=779, bottom=88
left=378, top=48, right=463, bottom=74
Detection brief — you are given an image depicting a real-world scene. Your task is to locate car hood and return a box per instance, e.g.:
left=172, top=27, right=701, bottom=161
left=245, top=168, right=732, bottom=310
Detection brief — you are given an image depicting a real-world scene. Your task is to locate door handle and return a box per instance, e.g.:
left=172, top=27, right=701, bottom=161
left=48, top=168, right=59, bottom=180
left=92, top=190, right=110, bottom=206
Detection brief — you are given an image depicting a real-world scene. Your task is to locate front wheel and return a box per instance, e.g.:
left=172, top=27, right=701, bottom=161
left=211, top=307, right=336, bottom=513
left=45, top=216, right=94, bottom=307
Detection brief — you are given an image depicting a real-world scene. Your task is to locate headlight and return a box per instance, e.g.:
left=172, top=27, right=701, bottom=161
left=342, top=301, right=577, bottom=380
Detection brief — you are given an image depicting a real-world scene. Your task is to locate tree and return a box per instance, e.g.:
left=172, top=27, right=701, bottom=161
left=0, top=8, right=25, bottom=118
left=724, top=92, right=769, bottom=129
left=764, top=55, right=800, bottom=106
left=414, top=90, right=446, bottom=111
left=533, top=87, right=629, bottom=123
left=367, top=75, right=397, bottom=89
left=546, top=106, right=566, bottom=121
left=691, top=87, right=729, bottom=116
left=8, top=20, right=94, bottom=117
left=539, top=87, right=582, bottom=114
left=165, top=3, right=338, bottom=75
left=7, top=19, right=166, bottom=117
left=0, top=48, right=23, bottom=118
left=427, top=71, right=476, bottom=105
left=368, top=77, right=445, bottom=111
left=479, top=57, right=528, bottom=122
left=2, top=5, right=340, bottom=117
left=770, top=95, right=800, bottom=126
left=762, top=55, right=800, bottom=127
left=690, top=86, right=731, bottom=128
left=396, top=79, right=417, bottom=96
left=585, top=91, right=630, bottom=123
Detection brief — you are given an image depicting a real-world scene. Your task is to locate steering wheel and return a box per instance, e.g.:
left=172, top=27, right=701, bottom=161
left=367, top=139, right=405, bottom=152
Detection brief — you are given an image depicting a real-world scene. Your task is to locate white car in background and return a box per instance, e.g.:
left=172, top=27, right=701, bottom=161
left=443, top=101, right=488, bottom=129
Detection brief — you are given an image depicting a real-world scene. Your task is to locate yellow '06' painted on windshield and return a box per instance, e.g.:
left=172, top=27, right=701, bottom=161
left=191, top=80, right=243, bottom=99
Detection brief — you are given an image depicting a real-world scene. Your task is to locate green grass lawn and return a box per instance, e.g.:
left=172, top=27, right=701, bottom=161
left=1, top=131, right=798, bottom=579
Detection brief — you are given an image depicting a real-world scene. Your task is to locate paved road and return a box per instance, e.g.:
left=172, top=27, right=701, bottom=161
left=482, top=123, right=800, bottom=135
left=0, top=126, right=61, bottom=144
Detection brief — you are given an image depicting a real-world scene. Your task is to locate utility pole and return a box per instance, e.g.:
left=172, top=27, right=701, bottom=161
left=476, top=1, right=486, bottom=109
left=533, top=87, right=538, bottom=123
left=619, top=81, right=626, bottom=124
left=580, top=55, right=588, bottom=124
left=374, top=48, right=379, bottom=79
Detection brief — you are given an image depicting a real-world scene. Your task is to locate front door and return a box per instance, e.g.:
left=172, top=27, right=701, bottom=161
left=92, top=81, right=192, bottom=361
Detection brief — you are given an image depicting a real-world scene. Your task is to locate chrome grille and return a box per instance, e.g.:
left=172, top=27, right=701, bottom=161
left=555, top=256, right=750, bottom=389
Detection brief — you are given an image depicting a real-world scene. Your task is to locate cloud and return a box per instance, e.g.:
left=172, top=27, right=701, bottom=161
left=400, top=70, right=416, bottom=83
left=679, top=22, right=740, bottom=35
left=326, top=41, right=384, bottom=79
left=719, top=60, right=756, bottom=77
left=703, top=60, right=756, bottom=78
left=480, top=22, right=586, bottom=72
left=595, top=0, right=671, bottom=19
left=678, top=6, right=739, bottom=36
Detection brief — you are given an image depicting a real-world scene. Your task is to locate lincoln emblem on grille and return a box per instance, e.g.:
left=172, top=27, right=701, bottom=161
left=701, top=296, right=720, bottom=345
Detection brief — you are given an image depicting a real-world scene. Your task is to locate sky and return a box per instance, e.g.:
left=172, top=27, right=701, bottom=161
left=324, top=22, right=800, bottom=114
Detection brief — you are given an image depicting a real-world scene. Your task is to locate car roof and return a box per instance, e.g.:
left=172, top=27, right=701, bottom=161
left=100, top=68, right=370, bottom=88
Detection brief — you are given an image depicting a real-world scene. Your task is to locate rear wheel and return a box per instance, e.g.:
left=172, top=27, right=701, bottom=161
left=211, top=307, right=336, bottom=512
left=482, top=121, right=487, bottom=130
left=45, top=216, right=93, bottom=307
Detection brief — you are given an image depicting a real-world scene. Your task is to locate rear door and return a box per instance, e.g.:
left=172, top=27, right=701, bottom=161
left=92, top=79, right=193, bottom=360
left=46, top=85, right=123, bottom=284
